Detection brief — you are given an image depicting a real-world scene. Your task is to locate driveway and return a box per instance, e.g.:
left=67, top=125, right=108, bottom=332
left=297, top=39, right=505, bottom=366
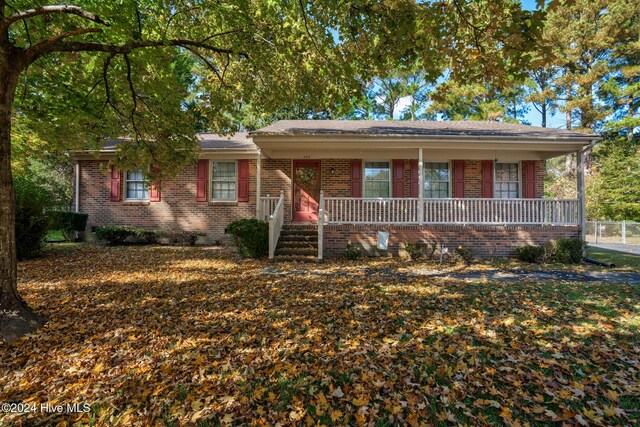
left=589, top=242, right=640, bottom=256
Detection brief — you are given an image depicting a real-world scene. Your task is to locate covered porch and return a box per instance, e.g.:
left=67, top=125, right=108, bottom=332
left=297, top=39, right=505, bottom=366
left=249, top=120, right=595, bottom=260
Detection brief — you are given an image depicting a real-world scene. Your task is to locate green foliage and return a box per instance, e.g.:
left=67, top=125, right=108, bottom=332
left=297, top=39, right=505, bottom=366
left=15, top=176, right=54, bottom=259
left=454, top=245, right=474, bottom=265
left=95, top=226, right=158, bottom=245
left=515, top=245, right=547, bottom=263
left=226, top=219, right=268, bottom=259
left=404, top=242, right=424, bottom=261
left=549, top=239, right=586, bottom=264
left=344, top=242, right=362, bottom=261
left=48, top=211, right=89, bottom=241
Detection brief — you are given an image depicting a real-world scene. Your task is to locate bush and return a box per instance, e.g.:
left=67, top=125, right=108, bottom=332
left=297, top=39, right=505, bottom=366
left=15, top=175, right=54, bottom=259
left=404, top=242, right=424, bottom=261
left=163, top=231, right=200, bottom=246
left=515, top=244, right=546, bottom=263
left=95, top=226, right=158, bottom=245
left=48, top=211, right=88, bottom=241
left=454, top=245, right=474, bottom=265
left=344, top=241, right=362, bottom=260
left=549, top=238, right=585, bottom=264
left=227, top=218, right=268, bottom=258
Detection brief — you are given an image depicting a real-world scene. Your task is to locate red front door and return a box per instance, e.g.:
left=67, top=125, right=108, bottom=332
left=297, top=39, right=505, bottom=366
left=293, top=160, right=321, bottom=222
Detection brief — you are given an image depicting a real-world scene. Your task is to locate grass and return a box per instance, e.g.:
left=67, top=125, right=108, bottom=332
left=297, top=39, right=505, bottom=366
left=587, top=246, right=640, bottom=269
left=45, top=229, right=65, bottom=241
left=2, top=244, right=639, bottom=426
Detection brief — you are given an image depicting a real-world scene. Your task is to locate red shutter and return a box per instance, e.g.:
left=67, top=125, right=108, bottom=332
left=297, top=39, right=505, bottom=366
left=523, top=161, right=536, bottom=198
left=481, top=160, right=494, bottom=198
left=110, top=166, right=121, bottom=202
left=410, top=160, right=419, bottom=197
left=350, top=160, right=362, bottom=197
left=149, top=166, right=161, bottom=202
left=453, top=160, right=465, bottom=198
left=392, top=160, right=404, bottom=198
left=196, top=159, right=208, bottom=202
left=237, top=159, right=249, bottom=202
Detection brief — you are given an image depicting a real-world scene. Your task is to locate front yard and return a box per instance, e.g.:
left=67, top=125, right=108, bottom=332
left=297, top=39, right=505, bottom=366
left=1, top=245, right=639, bottom=426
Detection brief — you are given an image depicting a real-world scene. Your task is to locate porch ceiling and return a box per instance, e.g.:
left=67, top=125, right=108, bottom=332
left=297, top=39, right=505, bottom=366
left=254, top=136, right=591, bottom=161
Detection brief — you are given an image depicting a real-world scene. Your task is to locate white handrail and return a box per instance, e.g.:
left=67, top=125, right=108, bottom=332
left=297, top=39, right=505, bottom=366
left=322, top=197, right=579, bottom=225
left=318, top=191, right=324, bottom=260
left=268, top=190, right=285, bottom=259
left=259, top=196, right=280, bottom=221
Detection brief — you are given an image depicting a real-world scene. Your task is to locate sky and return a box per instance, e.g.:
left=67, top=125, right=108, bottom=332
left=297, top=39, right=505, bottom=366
left=394, top=0, right=567, bottom=129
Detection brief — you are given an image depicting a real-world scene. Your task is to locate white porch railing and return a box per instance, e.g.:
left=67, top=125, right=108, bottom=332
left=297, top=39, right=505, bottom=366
left=322, top=197, right=579, bottom=225
left=268, top=191, right=285, bottom=259
left=323, top=197, right=421, bottom=224
left=259, top=196, right=280, bottom=221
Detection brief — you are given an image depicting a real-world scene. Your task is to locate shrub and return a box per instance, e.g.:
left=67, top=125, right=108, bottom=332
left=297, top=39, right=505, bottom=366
left=549, top=238, right=585, bottom=264
left=15, top=175, right=54, bottom=259
left=404, top=242, right=424, bottom=261
left=454, top=245, right=474, bottom=265
left=48, top=211, right=89, bottom=241
left=163, top=231, right=200, bottom=246
left=515, top=244, right=546, bottom=263
left=95, top=226, right=158, bottom=245
left=344, top=241, right=362, bottom=260
left=227, top=218, right=268, bottom=258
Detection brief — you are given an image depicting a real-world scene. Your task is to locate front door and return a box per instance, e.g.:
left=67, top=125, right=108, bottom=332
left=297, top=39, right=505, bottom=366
left=293, top=160, right=321, bottom=222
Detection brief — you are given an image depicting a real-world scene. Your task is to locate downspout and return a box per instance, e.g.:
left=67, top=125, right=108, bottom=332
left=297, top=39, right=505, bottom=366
left=256, top=149, right=262, bottom=219
left=74, top=161, right=80, bottom=212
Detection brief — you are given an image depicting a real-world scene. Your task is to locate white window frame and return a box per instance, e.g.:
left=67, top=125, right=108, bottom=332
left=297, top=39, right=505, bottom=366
left=423, top=160, right=452, bottom=199
left=210, top=160, right=238, bottom=202
left=362, top=160, right=392, bottom=198
left=124, top=170, right=149, bottom=201
left=494, top=161, right=521, bottom=199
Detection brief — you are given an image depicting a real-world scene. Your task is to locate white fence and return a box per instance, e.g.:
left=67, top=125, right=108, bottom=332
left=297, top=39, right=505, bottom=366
left=267, top=191, right=285, bottom=259
left=586, top=221, right=640, bottom=245
left=322, top=197, right=579, bottom=226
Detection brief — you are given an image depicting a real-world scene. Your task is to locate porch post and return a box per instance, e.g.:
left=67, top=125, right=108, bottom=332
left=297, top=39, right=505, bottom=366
left=577, top=148, right=586, bottom=242
left=74, top=161, right=80, bottom=212
left=418, top=148, right=424, bottom=225
left=256, top=149, right=262, bottom=219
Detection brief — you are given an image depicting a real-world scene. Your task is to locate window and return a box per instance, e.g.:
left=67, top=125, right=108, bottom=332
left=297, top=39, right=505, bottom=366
left=125, top=170, right=148, bottom=200
left=424, top=162, right=450, bottom=198
left=363, top=161, right=390, bottom=198
left=211, top=161, right=237, bottom=201
left=494, top=162, right=520, bottom=198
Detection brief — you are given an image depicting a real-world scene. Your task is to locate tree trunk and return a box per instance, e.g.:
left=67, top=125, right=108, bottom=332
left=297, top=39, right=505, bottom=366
left=0, top=44, right=47, bottom=344
left=541, top=103, right=547, bottom=128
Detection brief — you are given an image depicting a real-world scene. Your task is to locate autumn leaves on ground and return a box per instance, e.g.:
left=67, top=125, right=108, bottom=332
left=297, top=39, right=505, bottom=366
left=1, top=245, right=638, bottom=426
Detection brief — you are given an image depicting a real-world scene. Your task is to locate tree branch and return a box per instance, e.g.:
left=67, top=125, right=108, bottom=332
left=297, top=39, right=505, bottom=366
left=26, top=27, right=102, bottom=60
left=1, top=4, right=109, bottom=32
left=29, top=38, right=247, bottom=62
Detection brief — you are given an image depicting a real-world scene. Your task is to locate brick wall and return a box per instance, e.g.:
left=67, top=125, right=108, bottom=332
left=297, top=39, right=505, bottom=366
left=323, top=224, right=580, bottom=258
left=79, top=158, right=288, bottom=243
left=79, top=157, right=549, bottom=245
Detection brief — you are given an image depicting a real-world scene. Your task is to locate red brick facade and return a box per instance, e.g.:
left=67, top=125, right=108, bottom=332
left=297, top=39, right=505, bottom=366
left=79, top=157, right=554, bottom=250
left=323, top=224, right=580, bottom=258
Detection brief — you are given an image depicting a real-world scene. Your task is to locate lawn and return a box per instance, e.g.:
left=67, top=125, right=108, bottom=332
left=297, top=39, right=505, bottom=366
left=2, top=245, right=639, bottom=426
left=587, top=247, right=640, bottom=269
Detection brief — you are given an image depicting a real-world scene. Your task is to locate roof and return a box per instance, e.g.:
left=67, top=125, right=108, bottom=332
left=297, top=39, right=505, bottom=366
left=251, top=120, right=597, bottom=140
left=101, top=132, right=256, bottom=151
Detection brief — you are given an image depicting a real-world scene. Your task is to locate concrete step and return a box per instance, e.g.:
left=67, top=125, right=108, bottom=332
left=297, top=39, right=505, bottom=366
left=275, top=247, right=318, bottom=256
left=280, top=229, right=317, bottom=237
left=279, top=235, right=318, bottom=243
left=278, top=240, right=317, bottom=249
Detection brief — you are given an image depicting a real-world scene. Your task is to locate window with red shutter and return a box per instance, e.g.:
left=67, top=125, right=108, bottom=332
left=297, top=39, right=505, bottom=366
left=410, top=160, right=419, bottom=197
left=237, top=159, right=249, bottom=202
left=350, top=160, right=362, bottom=197
left=453, top=160, right=465, bottom=198
left=196, top=159, right=208, bottom=202
left=149, top=166, right=161, bottom=202
left=523, top=161, right=536, bottom=198
left=392, top=160, right=404, bottom=198
left=110, top=166, right=121, bottom=202
left=481, top=160, right=494, bottom=198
